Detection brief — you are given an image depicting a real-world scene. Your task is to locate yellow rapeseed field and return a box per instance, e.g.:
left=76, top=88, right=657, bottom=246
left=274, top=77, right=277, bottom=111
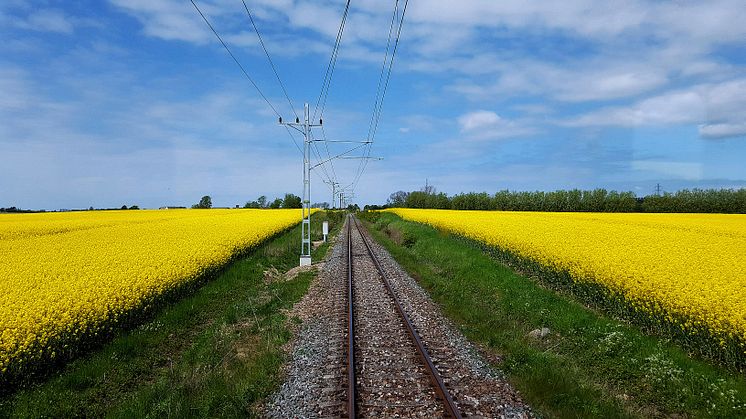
left=386, top=209, right=746, bottom=350
left=0, top=209, right=303, bottom=378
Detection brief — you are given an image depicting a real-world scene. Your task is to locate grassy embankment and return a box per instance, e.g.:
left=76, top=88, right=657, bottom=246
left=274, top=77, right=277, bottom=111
left=1, top=210, right=344, bottom=418
left=362, top=211, right=746, bottom=418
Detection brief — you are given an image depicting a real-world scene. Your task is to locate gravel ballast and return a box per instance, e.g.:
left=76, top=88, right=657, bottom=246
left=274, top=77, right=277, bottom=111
left=265, top=217, right=532, bottom=418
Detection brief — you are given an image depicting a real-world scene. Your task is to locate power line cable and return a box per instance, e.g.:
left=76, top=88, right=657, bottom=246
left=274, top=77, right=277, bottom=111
left=283, top=125, right=304, bottom=154
left=309, top=132, right=334, bottom=182
left=311, top=140, right=336, bottom=186
left=370, top=0, right=408, bottom=141
left=312, top=0, right=351, bottom=122
left=320, top=126, right=338, bottom=181
left=241, top=0, right=299, bottom=120
left=191, top=0, right=280, bottom=117
left=370, top=0, right=409, bottom=141
left=190, top=0, right=302, bottom=154
left=352, top=0, right=399, bottom=190
left=353, top=0, right=409, bottom=190
left=310, top=0, right=353, bottom=184
left=366, top=0, right=399, bottom=142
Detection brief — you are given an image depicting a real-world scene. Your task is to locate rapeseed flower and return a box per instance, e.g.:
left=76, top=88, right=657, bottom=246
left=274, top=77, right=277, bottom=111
left=0, top=209, right=303, bottom=379
left=387, top=209, right=746, bottom=352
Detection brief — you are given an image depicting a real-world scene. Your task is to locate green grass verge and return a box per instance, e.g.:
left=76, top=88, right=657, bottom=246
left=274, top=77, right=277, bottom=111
left=362, top=212, right=746, bottom=418
left=1, top=210, right=344, bottom=418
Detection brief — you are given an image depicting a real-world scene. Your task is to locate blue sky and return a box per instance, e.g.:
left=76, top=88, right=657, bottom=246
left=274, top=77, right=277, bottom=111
left=1, top=0, right=745, bottom=209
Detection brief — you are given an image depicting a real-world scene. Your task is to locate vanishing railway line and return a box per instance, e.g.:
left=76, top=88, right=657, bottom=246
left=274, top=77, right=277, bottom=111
left=345, top=215, right=462, bottom=418
left=266, top=213, right=530, bottom=417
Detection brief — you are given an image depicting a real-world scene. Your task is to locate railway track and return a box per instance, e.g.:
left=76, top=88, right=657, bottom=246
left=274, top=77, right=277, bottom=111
left=265, top=213, right=530, bottom=417
left=345, top=214, right=462, bottom=418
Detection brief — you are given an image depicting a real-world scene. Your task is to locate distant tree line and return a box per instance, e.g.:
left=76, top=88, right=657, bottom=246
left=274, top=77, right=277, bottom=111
left=638, top=189, right=746, bottom=213
left=188, top=194, right=306, bottom=210
left=1, top=206, right=141, bottom=213
left=243, top=193, right=302, bottom=209
left=0, top=207, right=37, bottom=213
left=381, top=187, right=746, bottom=213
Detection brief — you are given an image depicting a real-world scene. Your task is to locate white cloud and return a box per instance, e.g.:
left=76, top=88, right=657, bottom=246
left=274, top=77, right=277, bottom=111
left=631, top=161, right=703, bottom=181
left=104, top=0, right=746, bottom=113
left=459, top=110, right=501, bottom=131
left=0, top=64, right=307, bottom=209
left=397, top=114, right=440, bottom=133
left=3, top=0, right=746, bottom=206
left=511, top=104, right=553, bottom=115
left=109, top=0, right=211, bottom=44
left=23, top=9, right=74, bottom=33
left=456, top=110, right=537, bottom=141
left=557, top=71, right=667, bottom=102
left=450, top=60, right=670, bottom=102
left=699, top=123, right=746, bottom=139
left=568, top=90, right=704, bottom=126
left=105, top=1, right=746, bottom=69
left=4, top=8, right=75, bottom=34
left=566, top=79, right=746, bottom=138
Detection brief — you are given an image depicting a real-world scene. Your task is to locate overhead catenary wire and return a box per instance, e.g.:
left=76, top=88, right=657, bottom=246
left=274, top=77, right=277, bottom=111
left=351, top=0, right=400, bottom=190
left=283, top=125, right=304, bottom=155
left=320, top=126, right=338, bottom=181
left=309, top=121, right=340, bottom=192
left=312, top=143, right=368, bottom=169
left=239, top=1, right=340, bottom=185
left=241, top=0, right=299, bottom=120
left=369, top=0, right=408, bottom=142
left=352, top=0, right=409, bottom=191
left=312, top=0, right=352, bottom=122
left=193, top=0, right=406, bottom=203
left=190, top=0, right=303, bottom=154
left=366, top=0, right=400, bottom=142
left=190, top=0, right=280, bottom=117
left=310, top=0, right=354, bottom=189
left=310, top=133, right=336, bottom=185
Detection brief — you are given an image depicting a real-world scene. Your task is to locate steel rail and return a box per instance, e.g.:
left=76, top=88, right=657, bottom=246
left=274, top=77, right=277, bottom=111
left=346, top=216, right=357, bottom=418
left=350, top=216, right=462, bottom=419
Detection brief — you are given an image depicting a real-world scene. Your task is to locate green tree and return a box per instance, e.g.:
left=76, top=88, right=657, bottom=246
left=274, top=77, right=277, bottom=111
left=282, top=193, right=302, bottom=209
left=268, top=198, right=283, bottom=209
left=387, top=191, right=409, bottom=207
left=193, top=195, right=212, bottom=209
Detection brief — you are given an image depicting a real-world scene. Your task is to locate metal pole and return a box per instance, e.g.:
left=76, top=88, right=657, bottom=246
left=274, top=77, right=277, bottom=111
left=300, top=103, right=312, bottom=266
left=278, top=103, right=324, bottom=266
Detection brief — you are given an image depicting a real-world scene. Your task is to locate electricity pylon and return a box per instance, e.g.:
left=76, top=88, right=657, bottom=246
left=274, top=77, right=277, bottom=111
left=279, top=103, right=321, bottom=266
left=323, top=180, right=340, bottom=209
left=279, top=104, right=381, bottom=266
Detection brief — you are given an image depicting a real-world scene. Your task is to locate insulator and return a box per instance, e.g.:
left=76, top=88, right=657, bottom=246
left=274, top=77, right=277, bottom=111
left=278, top=117, right=282, bottom=123
left=296, top=117, right=300, bottom=123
